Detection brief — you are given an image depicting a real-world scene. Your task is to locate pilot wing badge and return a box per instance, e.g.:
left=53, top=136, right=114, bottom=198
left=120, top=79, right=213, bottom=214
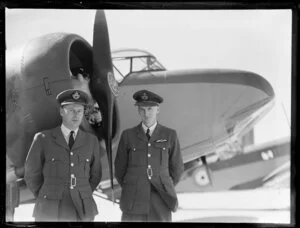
left=155, top=139, right=167, bottom=143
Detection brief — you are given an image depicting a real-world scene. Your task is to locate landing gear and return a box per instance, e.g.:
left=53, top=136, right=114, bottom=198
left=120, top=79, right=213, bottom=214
left=193, top=156, right=212, bottom=187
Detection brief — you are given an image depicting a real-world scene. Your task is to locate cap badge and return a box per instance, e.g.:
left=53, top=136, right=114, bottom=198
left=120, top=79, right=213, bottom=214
left=141, top=93, right=148, bottom=100
left=72, top=91, right=80, bottom=100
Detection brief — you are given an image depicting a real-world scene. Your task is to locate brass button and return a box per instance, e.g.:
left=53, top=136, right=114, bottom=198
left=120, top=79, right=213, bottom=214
left=51, top=158, right=55, bottom=162
left=163, top=147, right=166, bottom=150
left=148, top=165, right=151, bottom=168
left=70, top=186, right=74, bottom=189
left=148, top=176, right=152, bottom=180
left=148, top=143, right=151, bottom=147
left=70, top=152, right=73, bottom=156
left=71, top=174, right=75, bottom=177
left=148, top=154, right=151, bottom=157
left=43, top=195, right=47, bottom=198
left=70, top=163, right=74, bottom=167
left=86, top=159, right=89, bottom=162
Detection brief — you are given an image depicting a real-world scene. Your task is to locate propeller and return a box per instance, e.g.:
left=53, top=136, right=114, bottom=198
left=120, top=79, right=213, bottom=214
left=90, top=10, right=118, bottom=202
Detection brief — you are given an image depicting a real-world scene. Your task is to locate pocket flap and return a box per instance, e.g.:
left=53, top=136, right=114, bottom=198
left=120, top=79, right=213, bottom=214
left=78, top=154, right=91, bottom=162
left=45, top=156, right=63, bottom=162
left=154, top=142, right=170, bottom=149
left=38, top=190, right=63, bottom=200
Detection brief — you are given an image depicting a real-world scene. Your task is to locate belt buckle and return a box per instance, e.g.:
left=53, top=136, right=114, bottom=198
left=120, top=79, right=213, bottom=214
left=147, top=167, right=153, bottom=178
left=70, top=175, right=77, bottom=188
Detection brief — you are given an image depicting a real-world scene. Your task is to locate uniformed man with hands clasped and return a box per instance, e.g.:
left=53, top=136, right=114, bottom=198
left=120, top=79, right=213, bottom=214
left=24, top=89, right=102, bottom=222
left=114, top=89, right=184, bottom=222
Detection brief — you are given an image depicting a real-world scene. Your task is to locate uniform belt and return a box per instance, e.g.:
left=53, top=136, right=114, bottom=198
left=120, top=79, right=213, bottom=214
left=126, top=166, right=169, bottom=177
left=43, top=177, right=90, bottom=189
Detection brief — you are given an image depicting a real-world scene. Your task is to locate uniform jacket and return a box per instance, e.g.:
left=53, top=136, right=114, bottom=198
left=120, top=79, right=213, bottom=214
left=114, top=122, right=184, bottom=214
left=24, top=126, right=102, bottom=221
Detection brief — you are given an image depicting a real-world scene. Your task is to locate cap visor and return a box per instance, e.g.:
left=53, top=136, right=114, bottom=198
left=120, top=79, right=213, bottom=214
left=135, top=101, right=159, bottom=107
left=61, top=101, right=86, bottom=106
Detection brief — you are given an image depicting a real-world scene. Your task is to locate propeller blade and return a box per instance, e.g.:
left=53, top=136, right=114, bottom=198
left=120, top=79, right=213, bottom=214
left=91, top=10, right=118, bottom=201
left=93, top=10, right=113, bottom=73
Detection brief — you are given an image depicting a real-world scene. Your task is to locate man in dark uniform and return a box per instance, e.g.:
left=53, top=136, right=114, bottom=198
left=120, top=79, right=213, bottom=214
left=114, top=89, right=184, bottom=222
left=24, top=89, right=102, bottom=221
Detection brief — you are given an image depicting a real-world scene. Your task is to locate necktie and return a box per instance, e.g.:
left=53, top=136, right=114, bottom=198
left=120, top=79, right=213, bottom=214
left=146, top=128, right=151, bottom=141
left=69, top=131, right=75, bottom=149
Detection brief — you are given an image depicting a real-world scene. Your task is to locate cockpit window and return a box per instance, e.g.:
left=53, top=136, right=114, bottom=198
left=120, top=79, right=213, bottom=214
left=112, top=58, right=131, bottom=83
left=112, top=49, right=166, bottom=83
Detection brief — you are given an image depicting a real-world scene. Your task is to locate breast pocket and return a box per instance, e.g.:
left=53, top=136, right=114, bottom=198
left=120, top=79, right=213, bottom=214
left=128, top=145, right=146, bottom=166
left=43, top=156, right=65, bottom=177
left=154, top=143, right=170, bottom=166
left=78, top=154, right=92, bottom=177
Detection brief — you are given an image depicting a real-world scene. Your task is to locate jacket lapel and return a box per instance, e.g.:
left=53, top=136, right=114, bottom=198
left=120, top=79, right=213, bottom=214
left=135, top=122, right=148, bottom=142
left=72, top=129, right=87, bottom=150
left=134, top=122, right=163, bottom=143
left=52, top=126, right=69, bottom=150
left=150, top=123, right=162, bottom=142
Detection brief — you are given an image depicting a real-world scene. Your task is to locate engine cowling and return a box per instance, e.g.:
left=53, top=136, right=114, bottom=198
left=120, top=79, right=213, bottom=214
left=6, top=33, right=119, bottom=177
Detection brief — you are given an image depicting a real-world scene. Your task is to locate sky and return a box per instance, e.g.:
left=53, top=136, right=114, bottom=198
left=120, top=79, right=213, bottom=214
left=5, top=9, right=292, bottom=144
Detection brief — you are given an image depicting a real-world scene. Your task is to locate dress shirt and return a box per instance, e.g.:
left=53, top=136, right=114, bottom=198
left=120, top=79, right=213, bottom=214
left=61, top=124, right=79, bottom=145
left=142, top=122, right=157, bottom=137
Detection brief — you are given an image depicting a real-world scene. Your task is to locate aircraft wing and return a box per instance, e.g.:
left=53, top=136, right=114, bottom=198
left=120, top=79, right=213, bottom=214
left=116, top=68, right=275, bottom=163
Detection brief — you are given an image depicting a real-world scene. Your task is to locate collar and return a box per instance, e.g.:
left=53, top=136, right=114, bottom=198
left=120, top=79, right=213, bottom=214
left=142, top=121, right=157, bottom=136
left=61, top=124, right=79, bottom=139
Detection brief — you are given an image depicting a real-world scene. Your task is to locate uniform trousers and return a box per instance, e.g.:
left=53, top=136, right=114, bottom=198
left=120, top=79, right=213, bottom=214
left=121, top=185, right=172, bottom=222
